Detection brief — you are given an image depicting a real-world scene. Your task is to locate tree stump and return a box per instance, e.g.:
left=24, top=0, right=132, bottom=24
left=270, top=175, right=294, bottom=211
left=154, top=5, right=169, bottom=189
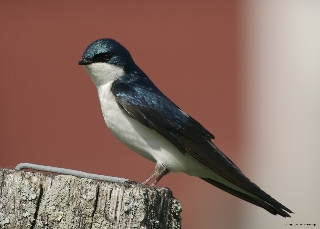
left=0, top=168, right=182, bottom=229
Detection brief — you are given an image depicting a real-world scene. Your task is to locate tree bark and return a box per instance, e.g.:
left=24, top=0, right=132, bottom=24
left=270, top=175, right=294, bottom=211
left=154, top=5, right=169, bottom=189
left=0, top=168, right=182, bottom=229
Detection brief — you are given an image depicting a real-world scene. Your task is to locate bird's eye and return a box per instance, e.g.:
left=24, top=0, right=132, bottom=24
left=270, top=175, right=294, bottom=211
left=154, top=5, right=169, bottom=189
left=92, top=53, right=113, bottom=62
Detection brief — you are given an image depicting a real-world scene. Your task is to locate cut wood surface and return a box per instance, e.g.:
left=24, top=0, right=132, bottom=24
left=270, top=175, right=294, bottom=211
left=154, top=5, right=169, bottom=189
left=0, top=168, right=182, bottom=229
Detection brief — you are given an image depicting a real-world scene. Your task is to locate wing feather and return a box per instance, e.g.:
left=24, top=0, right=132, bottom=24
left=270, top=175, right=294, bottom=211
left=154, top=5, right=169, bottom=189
left=111, top=74, right=292, bottom=216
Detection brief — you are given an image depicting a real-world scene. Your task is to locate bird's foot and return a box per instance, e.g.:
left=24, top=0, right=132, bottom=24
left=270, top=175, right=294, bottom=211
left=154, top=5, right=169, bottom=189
left=142, top=163, right=170, bottom=186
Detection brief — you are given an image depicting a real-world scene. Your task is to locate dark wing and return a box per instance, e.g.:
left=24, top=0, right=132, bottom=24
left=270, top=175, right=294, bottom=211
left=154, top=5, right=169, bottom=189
left=112, top=74, right=292, bottom=217
left=112, top=75, right=214, bottom=154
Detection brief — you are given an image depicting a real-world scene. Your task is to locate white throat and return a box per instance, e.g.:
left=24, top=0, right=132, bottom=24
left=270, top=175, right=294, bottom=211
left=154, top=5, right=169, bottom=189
left=83, top=63, right=125, bottom=87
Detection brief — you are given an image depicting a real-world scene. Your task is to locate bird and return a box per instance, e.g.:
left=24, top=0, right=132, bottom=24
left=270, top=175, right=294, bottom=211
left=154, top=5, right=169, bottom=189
left=78, top=38, right=292, bottom=217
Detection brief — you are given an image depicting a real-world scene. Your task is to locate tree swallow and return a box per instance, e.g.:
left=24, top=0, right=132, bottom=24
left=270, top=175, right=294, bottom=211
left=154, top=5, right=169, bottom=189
left=78, top=38, right=292, bottom=217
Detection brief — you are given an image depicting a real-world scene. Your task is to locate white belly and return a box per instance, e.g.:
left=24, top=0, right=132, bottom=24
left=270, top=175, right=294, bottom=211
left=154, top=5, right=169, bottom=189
left=84, top=64, right=256, bottom=197
left=97, top=83, right=212, bottom=176
left=97, top=82, right=256, bottom=197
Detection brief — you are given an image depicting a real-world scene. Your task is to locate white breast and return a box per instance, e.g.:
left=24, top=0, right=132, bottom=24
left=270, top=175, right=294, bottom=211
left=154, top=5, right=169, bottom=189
left=97, top=82, right=195, bottom=173
left=97, top=84, right=256, bottom=196
left=83, top=63, right=211, bottom=174
left=83, top=63, right=256, bottom=197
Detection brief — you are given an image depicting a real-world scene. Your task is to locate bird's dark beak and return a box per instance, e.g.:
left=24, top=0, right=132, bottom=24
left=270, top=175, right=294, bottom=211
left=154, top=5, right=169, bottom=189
left=78, top=59, right=92, bottom=65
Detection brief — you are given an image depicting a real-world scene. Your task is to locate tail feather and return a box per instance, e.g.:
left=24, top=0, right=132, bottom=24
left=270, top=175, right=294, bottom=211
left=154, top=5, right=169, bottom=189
left=202, top=178, right=293, bottom=217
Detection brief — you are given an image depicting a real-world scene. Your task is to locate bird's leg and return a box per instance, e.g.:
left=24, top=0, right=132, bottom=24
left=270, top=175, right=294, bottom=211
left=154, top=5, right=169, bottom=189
left=142, top=172, right=157, bottom=185
left=143, top=163, right=170, bottom=186
left=151, top=165, right=169, bottom=186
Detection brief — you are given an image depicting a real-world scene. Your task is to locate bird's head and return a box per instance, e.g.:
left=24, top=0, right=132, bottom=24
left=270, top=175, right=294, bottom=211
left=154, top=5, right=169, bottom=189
left=78, top=38, right=135, bottom=86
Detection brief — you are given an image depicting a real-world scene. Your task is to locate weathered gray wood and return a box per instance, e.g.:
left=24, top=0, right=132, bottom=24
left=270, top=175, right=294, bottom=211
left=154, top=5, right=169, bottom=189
left=0, top=168, right=182, bottom=229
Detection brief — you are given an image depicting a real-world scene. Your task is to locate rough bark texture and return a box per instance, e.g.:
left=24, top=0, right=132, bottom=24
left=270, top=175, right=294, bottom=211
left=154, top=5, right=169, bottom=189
left=0, top=168, right=182, bottom=229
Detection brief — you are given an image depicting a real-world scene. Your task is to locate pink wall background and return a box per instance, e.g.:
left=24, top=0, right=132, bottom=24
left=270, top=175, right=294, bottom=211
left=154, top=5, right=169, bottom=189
left=1, top=2, right=243, bottom=228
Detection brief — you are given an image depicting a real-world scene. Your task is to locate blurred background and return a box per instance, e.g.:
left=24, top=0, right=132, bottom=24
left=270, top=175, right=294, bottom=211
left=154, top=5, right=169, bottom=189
left=1, top=1, right=319, bottom=228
